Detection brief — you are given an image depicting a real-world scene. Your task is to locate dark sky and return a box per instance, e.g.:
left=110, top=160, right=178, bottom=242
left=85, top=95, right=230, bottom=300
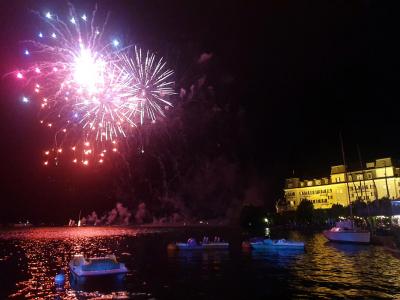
left=0, top=0, right=399, bottom=223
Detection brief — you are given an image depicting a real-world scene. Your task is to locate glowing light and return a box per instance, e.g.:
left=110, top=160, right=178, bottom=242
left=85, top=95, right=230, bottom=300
left=45, top=12, right=52, bottom=19
left=112, top=148, right=117, bottom=152
left=57, top=148, right=62, bottom=153
left=71, top=146, right=76, bottom=151
left=83, top=160, right=89, bottom=166
left=51, top=32, right=57, bottom=39
left=22, top=96, right=29, bottom=103
left=73, top=158, right=77, bottom=163
left=44, top=161, right=48, bottom=165
left=24, top=49, right=30, bottom=56
left=112, top=39, right=119, bottom=47
left=35, top=67, right=41, bottom=73
left=44, top=151, right=49, bottom=155
left=99, top=159, right=103, bottom=163
left=17, top=72, right=23, bottom=79
left=38, top=32, right=43, bottom=38
left=70, top=17, right=76, bottom=24
left=81, top=14, right=87, bottom=21
left=73, top=48, right=105, bottom=91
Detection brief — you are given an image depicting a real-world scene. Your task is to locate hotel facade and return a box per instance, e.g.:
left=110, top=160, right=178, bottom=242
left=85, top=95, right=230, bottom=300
left=282, top=158, right=400, bottom=211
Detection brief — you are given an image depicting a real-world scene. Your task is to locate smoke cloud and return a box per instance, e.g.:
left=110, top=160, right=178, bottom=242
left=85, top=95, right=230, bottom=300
left=197, top=52, right=213, bottom=64
left=81, top=202, right=133, bottom=226
left=134, top=202, right=147, bottom=224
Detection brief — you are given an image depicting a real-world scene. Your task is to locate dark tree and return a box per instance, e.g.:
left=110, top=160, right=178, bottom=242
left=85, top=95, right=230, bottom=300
left=296, top=199, right=314, bottom=224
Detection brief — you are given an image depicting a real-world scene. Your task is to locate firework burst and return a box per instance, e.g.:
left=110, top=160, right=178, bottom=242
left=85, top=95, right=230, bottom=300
left=12, top=5, right=175, bottom=166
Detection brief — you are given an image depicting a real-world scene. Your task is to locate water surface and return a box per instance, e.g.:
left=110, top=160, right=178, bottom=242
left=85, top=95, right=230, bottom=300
left=0, top=227, right=399, bottom=299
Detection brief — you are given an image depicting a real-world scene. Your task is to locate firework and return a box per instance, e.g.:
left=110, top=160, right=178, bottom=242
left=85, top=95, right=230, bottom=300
left=116, top=46, right=175, bottom=125
left=13, top=5, right=174, bottom=166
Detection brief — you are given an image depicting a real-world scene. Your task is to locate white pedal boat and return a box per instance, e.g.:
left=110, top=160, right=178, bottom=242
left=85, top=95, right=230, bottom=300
left=251, top=239, right=305, bottom=250
left=69, top=254, right=128, bottom=277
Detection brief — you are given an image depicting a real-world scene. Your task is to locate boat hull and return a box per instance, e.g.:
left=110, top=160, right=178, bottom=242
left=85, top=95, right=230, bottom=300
left=69, top=262, right=128, bottom=277
left=176, top=242, right=229, bottom=250
left=323, top=230, right=370, bottom=244
left=251, top=240, right=305, bottom=250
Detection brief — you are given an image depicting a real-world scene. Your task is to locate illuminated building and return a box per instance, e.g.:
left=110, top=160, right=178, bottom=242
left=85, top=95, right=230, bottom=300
left=282, top=158, right=400, bottom=211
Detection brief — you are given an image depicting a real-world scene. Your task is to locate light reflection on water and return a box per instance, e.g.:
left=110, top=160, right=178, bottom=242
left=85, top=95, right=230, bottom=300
left=0, top=227, right=164, bottom=299
left=0, top=227, right=400, bottom=299
left=290, top=234, right=400, bottom=299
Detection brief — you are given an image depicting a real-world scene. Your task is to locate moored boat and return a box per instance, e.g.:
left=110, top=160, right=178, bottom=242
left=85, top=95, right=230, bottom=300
left=176, top=242, right=229, bottom=250
left=322, top=136, right=371, bottom=244
left=173, top=238, right=229, bottom=250
left=69, top=254, right=128, bottom=277
left=250, top=238, right=305, bottom=249
left=323, top=220, right=370, bottom=244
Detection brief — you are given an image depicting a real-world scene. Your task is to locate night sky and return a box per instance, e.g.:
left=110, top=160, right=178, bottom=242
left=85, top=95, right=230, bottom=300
left=0, top=0, right=399, bottom=223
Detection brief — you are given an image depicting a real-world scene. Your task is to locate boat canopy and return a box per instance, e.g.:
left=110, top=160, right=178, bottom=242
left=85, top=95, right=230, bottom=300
left=335, top=220, right=353, bottom=230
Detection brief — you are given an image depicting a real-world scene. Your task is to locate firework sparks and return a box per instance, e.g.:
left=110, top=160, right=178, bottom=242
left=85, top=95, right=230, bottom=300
left=12, top=5, right=175, bottom=166
left=117, top=46, right=175, bottom=125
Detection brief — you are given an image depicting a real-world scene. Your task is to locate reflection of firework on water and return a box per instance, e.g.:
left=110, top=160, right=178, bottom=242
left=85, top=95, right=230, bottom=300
left=12, top=5, right=174, bottom=166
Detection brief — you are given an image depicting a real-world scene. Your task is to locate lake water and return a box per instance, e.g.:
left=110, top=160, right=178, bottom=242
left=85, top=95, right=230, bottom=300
left=0, top=226, right=399, bottom=299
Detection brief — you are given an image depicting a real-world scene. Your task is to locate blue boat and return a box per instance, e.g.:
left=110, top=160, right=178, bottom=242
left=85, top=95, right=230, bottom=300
left=173, top=238, right=229, bottom=250
left=250, top=239, right=305, bottom=250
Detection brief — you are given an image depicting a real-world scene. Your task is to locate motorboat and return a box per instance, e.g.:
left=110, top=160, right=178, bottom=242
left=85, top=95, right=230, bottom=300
left=250, top=238, right=305, bottom=250
left=172, top=238, right=229, bottom=250
left=323, top=220, right=370, bottom=244
left=69, top=254, right=128, bottom=277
